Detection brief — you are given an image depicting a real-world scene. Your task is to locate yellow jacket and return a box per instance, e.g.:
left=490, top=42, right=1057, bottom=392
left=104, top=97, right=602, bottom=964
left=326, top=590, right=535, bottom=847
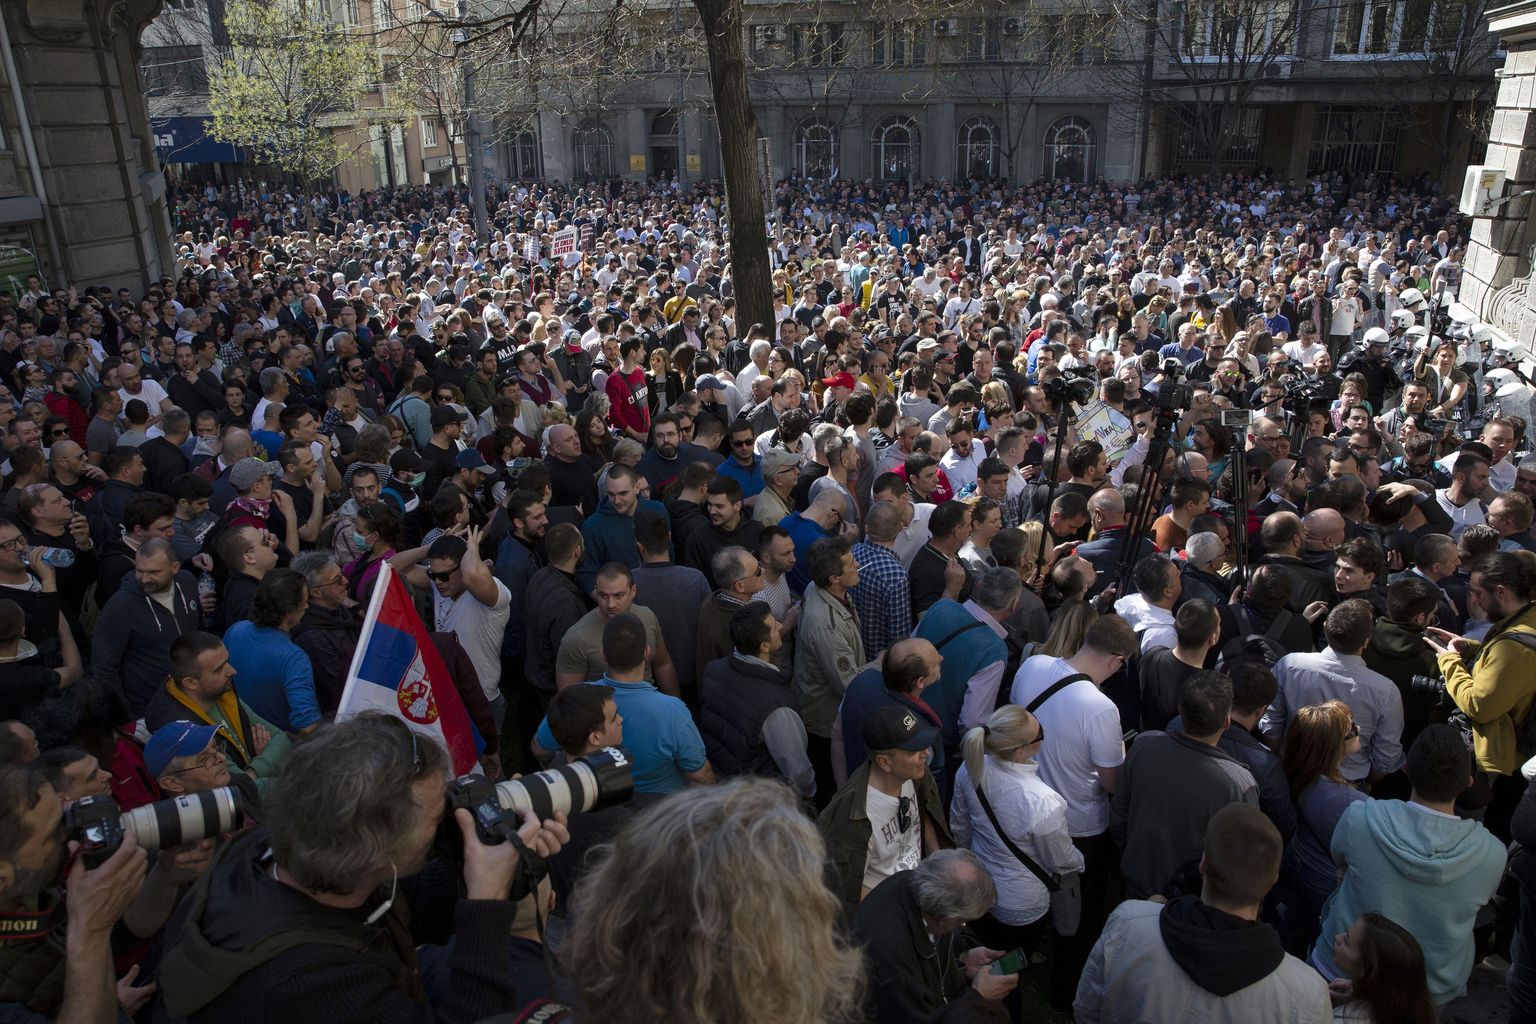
left=1438, top=603, right=1536, bottom=775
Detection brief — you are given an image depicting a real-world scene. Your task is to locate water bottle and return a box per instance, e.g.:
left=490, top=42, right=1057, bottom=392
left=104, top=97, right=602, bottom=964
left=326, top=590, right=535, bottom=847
left=39, top=548, right=75, bottom=569
left=198, top=570, right=218, bottom=630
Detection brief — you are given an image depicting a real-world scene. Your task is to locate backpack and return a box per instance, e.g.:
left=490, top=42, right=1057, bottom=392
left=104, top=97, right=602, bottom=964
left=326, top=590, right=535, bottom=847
left=1216, top=606, right=1294, bottom=672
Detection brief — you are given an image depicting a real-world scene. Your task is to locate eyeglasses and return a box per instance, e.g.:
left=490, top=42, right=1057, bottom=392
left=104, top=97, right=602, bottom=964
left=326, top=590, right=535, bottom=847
left=731, top=438, right=754, bottom=448
left=49, top=427, right=69, bottom=437
left=165, top=749, right=223, bottom=775
left=310, top=575, right=346, bottom=591
left=1029, top=724, right=1046, bottom=745
left=1346, top=722, right=1361, bottom=739
left=427, top=567, right=459, bottom=582
left=0, top=536, right=25, bottom=552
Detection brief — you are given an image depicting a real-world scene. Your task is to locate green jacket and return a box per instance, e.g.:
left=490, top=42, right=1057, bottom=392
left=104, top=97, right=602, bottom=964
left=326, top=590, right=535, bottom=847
left=817, top=761, right=952, bottom=922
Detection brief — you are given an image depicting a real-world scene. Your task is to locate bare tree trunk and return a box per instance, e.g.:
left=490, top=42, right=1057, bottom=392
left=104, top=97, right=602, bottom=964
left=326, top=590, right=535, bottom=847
left=694, top=0, right=772, bottom=331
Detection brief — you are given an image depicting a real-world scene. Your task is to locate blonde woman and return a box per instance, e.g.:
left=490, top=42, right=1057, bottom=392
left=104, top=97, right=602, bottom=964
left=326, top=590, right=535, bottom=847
left=563, top=778, right=865, bottom=1024
left=951, top=705, right=1084, bottom=960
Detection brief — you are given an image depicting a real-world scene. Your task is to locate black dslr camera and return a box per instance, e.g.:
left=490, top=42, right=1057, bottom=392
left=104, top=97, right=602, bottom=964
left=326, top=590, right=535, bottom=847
left=63, top=788, right=243, bottom=868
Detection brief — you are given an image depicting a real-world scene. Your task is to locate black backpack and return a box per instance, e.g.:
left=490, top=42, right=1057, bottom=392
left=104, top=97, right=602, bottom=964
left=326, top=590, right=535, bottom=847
left=1216, top=606, right=1294, bottom=672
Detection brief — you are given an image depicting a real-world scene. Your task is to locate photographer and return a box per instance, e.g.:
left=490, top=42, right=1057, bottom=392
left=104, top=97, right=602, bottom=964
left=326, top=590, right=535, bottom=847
left=157, top=714, right=569, bottom=1024
left=0, top=763, right=201, bottom=1024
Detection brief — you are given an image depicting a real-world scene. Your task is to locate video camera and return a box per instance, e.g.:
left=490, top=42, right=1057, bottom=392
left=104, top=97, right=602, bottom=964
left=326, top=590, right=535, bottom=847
left=64, top=788, right=243, bottom=868
left=1155, top=358, right=1194, bottom=412
left=1041, top=367, right=1097, bottom=408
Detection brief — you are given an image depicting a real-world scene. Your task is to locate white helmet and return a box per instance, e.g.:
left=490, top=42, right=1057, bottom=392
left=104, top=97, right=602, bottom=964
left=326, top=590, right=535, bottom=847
left=1390, top=308, right=1417, bottom=330
left=1362, top=326, right=1391, bottom=349
left=1398, top=287, right=1426, bottom=311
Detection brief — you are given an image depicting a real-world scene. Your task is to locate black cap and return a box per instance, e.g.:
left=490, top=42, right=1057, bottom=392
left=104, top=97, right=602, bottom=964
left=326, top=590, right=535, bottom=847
left=430, top=405, right=464, bottom=429
left=863, top=705, right=939, bottom=754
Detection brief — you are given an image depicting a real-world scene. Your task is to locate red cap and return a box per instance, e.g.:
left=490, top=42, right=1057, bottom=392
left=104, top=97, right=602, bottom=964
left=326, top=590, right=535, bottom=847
left=822, top=371, right=857, bottom=390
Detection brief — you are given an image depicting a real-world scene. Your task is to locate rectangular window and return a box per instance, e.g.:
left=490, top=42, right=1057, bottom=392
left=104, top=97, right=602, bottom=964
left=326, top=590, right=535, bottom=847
left=1307, top=106, right=1401, bottom=173
left=1172, top=107, right=1266, bottom=169
left=967, top=16, right=1002, bottom=61
left=140, top=45, right=209, bottom=97
left=1333, top=0, right=1447, bottom=55
left=792, top=23, right=845, bottom=66
left=870, top=21, right=925, bottom=66
left=342, top=0, right=359, bottom=24
left=421, top=119, right=437, bottom=148
left=373, top=0, right=396, bottom=28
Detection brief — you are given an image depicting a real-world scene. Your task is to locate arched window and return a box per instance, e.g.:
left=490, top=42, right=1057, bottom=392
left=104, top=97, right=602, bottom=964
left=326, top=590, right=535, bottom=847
left=794, top=118, right=839, bottom=179
left=871, top=115, right=919, bottom=182
left=1043, top=116, right=1096, bottom=182
left=651, top=110, right=678, bottom=137
left=572, top=122, right=613, bottom=180
left=956, top=116, right=999, bottom=180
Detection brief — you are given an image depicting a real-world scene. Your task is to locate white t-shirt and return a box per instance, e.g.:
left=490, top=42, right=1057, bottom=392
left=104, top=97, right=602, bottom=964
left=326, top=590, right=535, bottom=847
left=118, top=378, right=169, bottom=415
left=433, top=578, right=511, bottom=700
left=1009, top=655, right=1124, bottom=837
left=1281, top=339, right=1322, bottom=367
left=863, top=779, right=921, bottom=894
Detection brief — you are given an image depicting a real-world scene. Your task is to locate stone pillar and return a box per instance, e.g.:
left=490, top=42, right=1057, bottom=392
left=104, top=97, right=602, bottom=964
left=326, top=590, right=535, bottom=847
left=1463, top=20, right=1536, bottom=328
left=926, top=102, right=955, bottom=181
left=840, top=104, right=863, bottom=180
left=624, top=107, right=648, bottom=182
left=539, top=108, right=569, bottom=182
left=1286, top=104, right=1316, bottom=182
left=4, top=0, right=173, bottom=291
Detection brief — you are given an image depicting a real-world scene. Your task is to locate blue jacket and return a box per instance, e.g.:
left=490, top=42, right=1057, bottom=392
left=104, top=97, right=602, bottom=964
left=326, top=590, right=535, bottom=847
left=225, top=621, right=322, bottom=732
left=1076, top=527, right=1156, bottom=599
left=779, top=512, right=832, bottom=596
left=912, top=599, right=1006, bottom=750
left=838, top=666, right=944, bottom=780
left=577, top=497, right=669, bottom=591
left=1171, top=715, right=1296, bottom=841
left=1313, top=798, right=1506, bottom=1003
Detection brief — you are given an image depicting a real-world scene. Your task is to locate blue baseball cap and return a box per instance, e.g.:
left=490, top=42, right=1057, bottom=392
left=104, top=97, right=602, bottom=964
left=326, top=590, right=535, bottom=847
left=144, top=721, right=220, bottom=778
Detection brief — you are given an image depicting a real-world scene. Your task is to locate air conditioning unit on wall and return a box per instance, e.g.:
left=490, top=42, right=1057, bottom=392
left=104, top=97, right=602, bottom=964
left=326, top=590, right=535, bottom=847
left=1261, top=63, right=1291, bottom=80
left=1003, top=17, right=1026, bottom=36
left=934, top=18, right=961, bottom=37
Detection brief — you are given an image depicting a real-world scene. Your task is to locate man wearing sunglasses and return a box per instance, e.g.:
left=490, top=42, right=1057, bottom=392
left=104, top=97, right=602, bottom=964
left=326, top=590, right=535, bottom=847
left=819, top=704, right=953, bottom=922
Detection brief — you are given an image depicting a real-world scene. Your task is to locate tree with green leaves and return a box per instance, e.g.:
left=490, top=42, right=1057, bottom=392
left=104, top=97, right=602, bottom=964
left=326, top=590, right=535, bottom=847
left=207, top=0, right=400, bottom=184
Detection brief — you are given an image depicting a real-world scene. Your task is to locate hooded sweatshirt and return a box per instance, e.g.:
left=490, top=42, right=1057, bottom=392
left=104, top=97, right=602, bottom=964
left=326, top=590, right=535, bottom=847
left=1312, top=798, right=1506, bottom=1004
left=1364, top=617, right=1444, bottom=747
left=1075, top=897, right=1329, bottom=1023
left=91, top=570, right=202, bottom=717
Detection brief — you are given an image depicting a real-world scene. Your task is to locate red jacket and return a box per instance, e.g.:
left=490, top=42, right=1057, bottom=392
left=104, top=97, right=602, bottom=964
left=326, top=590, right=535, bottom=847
left=43, top=390, right=89, bottom=444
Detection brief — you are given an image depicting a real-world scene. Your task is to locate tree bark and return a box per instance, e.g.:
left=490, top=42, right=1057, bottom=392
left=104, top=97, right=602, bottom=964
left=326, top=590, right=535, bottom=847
left=694, top=0, right=773, bottom=332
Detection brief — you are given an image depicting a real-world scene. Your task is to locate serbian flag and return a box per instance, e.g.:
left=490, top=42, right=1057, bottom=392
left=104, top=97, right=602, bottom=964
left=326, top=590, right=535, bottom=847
left=336, top=561, right=479, bottom=774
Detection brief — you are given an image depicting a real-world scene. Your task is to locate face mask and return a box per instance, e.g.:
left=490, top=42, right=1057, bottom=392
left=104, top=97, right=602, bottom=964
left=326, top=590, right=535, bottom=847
left=405, top=473, right=426, bottom=488
left=352, top=531, right=368, bottom=548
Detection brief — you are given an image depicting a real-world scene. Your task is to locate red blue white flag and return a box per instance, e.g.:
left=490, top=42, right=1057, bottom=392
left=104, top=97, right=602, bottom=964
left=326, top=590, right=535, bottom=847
left=336, top=561, right=479, bottom=774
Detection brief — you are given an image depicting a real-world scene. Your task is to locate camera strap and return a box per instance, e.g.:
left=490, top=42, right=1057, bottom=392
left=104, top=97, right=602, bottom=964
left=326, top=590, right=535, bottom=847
left=0, top=904, right=62, bottom=943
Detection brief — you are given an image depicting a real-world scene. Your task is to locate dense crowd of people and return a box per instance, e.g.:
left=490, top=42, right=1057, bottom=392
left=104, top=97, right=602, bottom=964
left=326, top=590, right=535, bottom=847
left=0, top=165, right=1528, bottom=1024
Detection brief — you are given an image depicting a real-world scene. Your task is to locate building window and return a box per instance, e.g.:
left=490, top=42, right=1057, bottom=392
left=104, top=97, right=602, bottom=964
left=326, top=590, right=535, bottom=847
left=793, top=118, right=839, bottom=179
left=1043, top=115, right=1096, bottom=181
left=141, top=45, right=209, bottom=97
left=1180, top=0, right=1293, bottom=58
left=1042, top=13, right=1108, bottom=65
left=1172, top=107, right=1265, bottom=169
left=507, top=126, right=541, bottom=178
left=956, top=117, right=999, bottom=179
left=967, top=17, right=1003, bottom=62
left=573, top=122, right=613, bottom=180
left=1307, top=106, right=1401, bottom=173
left=342, top=0, right=359, bottom=24
left=373, top=0, right=396, bottom=28
left=870, top=21, right=926, bottom=66
left=871, top=116, right=919, bottom=181
left=791, top=23, right=846, bottom=67
left=1333, top=0, right=1450, bottom=54
left=421, top=119, right=437, bottom=148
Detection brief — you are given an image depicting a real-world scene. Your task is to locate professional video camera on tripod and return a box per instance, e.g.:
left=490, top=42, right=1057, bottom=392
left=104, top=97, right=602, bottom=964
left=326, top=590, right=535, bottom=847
left=1030, top=367, right=1099, bottom=567
left=1112, top=359, right=1192, bottom=595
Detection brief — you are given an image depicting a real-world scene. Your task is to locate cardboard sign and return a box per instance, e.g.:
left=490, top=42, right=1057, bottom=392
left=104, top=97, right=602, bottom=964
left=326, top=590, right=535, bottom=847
left=1076, top=400, right=1135, bottom=464
left=550, top=227, right=577, bottom=259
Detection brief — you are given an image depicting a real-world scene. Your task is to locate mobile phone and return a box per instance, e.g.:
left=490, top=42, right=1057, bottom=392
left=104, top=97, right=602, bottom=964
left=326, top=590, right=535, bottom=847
left=989, top=948, right=1026, bottom=975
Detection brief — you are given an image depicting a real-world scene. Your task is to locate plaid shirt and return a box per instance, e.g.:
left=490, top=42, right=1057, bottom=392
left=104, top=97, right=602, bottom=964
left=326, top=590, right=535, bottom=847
left=850, top=541, right=913, bottom=657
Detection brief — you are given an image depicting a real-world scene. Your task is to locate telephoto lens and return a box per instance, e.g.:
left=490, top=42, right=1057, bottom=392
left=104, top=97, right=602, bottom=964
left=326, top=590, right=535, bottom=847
left=491, top=747, right=636, bottom=821
left=64, top=787, right=243, bottom=867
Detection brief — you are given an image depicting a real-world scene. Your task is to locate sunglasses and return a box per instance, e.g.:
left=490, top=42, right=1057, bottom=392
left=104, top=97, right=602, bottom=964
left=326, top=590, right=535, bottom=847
left=427, top=567, right=459, bottom=582
left=897, top=794, right=912, bottom=834
left=1346, top=722, right=1361, bottom=739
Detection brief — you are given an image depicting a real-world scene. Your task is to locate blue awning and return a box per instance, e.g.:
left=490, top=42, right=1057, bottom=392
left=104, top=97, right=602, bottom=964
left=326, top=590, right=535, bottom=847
left=150, top=116, right=242, bottom=165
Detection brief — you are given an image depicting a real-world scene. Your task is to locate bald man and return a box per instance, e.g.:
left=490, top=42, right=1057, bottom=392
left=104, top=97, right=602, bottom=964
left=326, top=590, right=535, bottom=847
left=1255, top=458, right=1307, bottom=517
left=831, top=636, right=944, bottom=787
left=1256, top=510, right=1332, bottom=612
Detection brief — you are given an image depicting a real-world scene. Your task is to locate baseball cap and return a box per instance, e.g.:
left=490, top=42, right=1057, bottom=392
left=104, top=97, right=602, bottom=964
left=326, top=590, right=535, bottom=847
left=229, top=457, right=280, bottom=491
left=696, top=373, right=726, bottom=392
left=455, top=448, right=494, bottom=474
left=761, top=448, right=801, bottom=475
left=145, top=721, right=220, bottom=778
left=430, top=405, right=466, bottom=429
left=862, top=705, right=939, bottom=754
left=822, top=371, right=857, bottom=391
left=390, top=448, right=426, bottom=474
